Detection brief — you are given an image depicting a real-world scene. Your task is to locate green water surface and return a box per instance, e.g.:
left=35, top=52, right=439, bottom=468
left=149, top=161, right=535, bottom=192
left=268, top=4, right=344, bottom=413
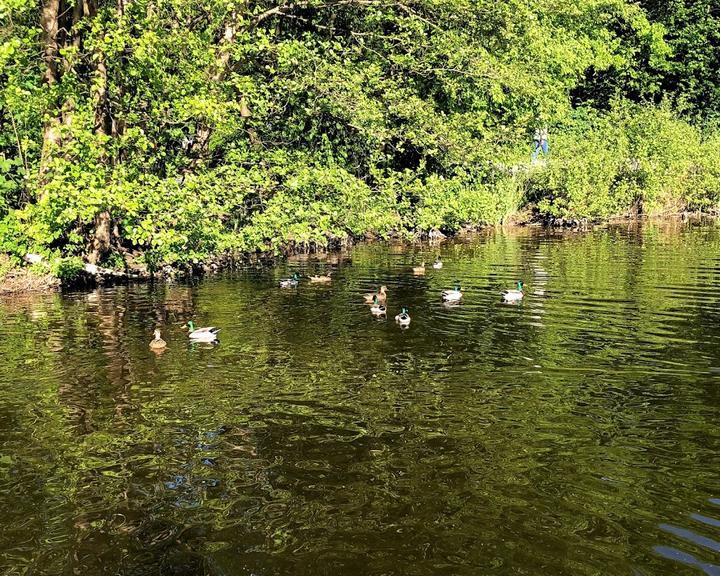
left=1, top=223, right=719, bottom=575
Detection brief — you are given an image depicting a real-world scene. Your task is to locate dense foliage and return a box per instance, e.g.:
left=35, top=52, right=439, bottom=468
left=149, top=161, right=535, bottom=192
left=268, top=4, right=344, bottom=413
left=0, top=0, right=719, bottom=272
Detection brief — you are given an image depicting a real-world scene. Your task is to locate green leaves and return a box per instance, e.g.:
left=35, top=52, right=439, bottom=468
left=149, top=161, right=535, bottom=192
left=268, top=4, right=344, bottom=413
left=526, top=103, right=720, bottom=220
left=0, top=0, right=718, bottom=271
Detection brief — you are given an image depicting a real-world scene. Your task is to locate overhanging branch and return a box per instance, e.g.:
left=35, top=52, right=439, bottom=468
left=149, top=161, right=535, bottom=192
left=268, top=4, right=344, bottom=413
left=250, top=0, right=387, bottom=28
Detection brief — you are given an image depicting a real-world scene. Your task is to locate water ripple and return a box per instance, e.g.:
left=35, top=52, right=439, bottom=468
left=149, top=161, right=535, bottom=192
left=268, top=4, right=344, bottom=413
left=0, top=225, right=720, bottom=575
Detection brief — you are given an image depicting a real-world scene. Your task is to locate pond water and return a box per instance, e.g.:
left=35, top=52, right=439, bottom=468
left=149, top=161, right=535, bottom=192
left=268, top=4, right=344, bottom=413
left=1, top=223, right=720, bottom=576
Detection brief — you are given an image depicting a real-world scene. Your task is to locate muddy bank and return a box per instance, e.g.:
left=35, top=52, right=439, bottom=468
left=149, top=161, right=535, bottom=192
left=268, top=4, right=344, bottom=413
left=0, top=267, right=60, bottom=295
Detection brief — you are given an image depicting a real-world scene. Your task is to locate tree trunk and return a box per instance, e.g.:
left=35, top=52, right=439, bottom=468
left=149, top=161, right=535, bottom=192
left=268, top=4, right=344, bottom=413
left=88, top=211, right=112, bottom=264
left=87, top=0, right=114, bottom=265
left=188, top=15, right=238, bottom=158
left=93, top=55, right=110, bottom=137
left=189, top=11, right=255, bottom=158
left=40, top=0, right=61, bottom=85
left=88, top=59, right=113, bottom=263
left=38, top=0, right=63, bottom=188
left=214, top=14, right=238, bottom=82
left=72, top=0, right=84, bottom=50
left=39, top=0, right=86, bottom=189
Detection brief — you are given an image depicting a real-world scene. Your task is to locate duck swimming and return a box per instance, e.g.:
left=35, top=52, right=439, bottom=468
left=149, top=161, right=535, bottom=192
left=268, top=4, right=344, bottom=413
left=370, top=295, right=387, bottom=315
left=309, top=273, right=332, bottom=283
left=395, top=307, right=411, bottom=327
left=501, top=281, right=524, bottom=302
left=412, top=262, right=426, bottom=274
left=149, top=329, right=167, bottom=350
left=186, top=321, right=220, bottom=341
left=279, top=273, right=300, bottom=288
left=441, top=284, right=462, bottom=302
left=432, top=258, right=443, bottom=269
left=364, top=285, right=388, bottom=303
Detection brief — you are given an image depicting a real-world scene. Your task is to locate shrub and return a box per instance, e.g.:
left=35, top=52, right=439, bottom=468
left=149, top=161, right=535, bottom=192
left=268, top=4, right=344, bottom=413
left=51, top=256, right=85, bottom=283
left=526, top=104, right=720, bottom=220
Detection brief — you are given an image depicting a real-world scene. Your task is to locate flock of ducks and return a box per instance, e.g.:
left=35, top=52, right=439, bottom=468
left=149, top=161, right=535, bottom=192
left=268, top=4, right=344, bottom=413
left=148, top=256, right=526, bottom=349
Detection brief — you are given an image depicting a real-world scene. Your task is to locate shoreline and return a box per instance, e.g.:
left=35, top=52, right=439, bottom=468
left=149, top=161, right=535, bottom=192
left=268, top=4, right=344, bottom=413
left=1, top=211, right=716, bottom=296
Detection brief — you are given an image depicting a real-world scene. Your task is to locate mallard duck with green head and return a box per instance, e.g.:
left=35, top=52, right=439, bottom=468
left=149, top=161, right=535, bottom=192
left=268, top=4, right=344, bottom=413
left=501, top=281, right=524, bottom=302
left=442, top=283, right=462, bottom=302
left=370, top=295, right=387, bottom=315
left=279, top=273, right=300, bottom=288
left=186, top=321, right=220, bottom=341
left=395, top=307, right=411, bottom=327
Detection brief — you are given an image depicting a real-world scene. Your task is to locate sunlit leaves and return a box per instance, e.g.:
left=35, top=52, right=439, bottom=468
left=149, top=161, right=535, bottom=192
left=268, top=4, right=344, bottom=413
left=0, top=0, right=717, bottom=269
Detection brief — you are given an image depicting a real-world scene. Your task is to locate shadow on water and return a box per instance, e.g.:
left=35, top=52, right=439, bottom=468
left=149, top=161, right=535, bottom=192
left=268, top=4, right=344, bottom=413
left=0, top=222, right=719, bottom=575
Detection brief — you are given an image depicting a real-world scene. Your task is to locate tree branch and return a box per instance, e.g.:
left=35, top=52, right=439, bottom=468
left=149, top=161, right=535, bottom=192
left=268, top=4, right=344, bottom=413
left=250, top=0, right=386, bottom=29
left=396, top=3, right=443, bottom=31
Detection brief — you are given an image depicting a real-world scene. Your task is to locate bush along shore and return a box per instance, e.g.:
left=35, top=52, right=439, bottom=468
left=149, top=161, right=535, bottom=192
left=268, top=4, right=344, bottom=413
left=2, top=0, right=720, bottom=292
